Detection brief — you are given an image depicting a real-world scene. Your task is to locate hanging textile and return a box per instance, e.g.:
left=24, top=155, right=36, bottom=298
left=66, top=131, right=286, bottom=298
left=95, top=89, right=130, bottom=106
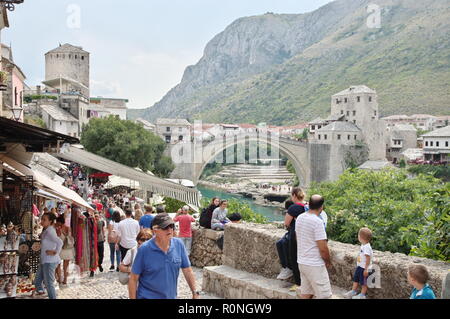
left=71, top=206, right=98, bottom=273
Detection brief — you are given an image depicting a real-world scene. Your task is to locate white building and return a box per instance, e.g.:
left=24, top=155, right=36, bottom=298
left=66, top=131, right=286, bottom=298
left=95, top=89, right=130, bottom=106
left=40, top=104, right=79, bottom=137
left=89, top=97, right=128, bottom=120
left=421, top=126, right=450, bottom=163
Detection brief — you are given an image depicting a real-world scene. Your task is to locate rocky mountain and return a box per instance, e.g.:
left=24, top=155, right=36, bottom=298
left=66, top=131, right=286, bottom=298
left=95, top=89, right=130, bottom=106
left=130, top=0, right=450, bottom=125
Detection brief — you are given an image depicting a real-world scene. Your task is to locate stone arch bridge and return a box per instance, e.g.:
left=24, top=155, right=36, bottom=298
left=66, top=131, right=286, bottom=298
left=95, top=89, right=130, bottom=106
left=167, top=132, right=368, bottom=187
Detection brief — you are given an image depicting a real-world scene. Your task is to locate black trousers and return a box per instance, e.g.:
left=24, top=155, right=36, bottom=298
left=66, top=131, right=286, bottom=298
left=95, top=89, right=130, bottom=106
left=288, top=229, right=301, bottom=285
left=97, top=241, right=105, bottom=267
left=119, top=244, right=129, bottom=262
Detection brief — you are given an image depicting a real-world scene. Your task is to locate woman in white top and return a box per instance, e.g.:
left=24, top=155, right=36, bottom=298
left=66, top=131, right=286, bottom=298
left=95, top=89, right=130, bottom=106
left=108, top=211, right=122, bottom=271
left=119, top=228, right=152, bottom=273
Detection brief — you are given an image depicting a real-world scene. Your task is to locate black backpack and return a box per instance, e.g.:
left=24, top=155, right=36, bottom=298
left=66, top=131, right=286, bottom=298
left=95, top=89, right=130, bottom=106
left=199, top=207, right=213, bottom=228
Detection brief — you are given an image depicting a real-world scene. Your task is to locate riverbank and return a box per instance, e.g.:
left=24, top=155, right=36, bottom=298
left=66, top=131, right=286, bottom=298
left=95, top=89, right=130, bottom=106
left=198, top=180, right=290, bottom=209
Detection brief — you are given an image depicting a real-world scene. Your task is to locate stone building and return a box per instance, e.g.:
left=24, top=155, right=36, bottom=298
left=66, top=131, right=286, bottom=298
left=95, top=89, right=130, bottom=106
left=308, top=85, right=386, bottom=160
left=385, top=124, right=417, bottom=164
left=88, top=97, right=128, bottom=120
left=44, top=43, right=90, bottom=97
left=156, top=118, right=192, bottom=144
left=40, top=43, right=91, bottom=134
left=421, top=126, right=450, bottom=163
left=315, top=121, right=362, bottom=145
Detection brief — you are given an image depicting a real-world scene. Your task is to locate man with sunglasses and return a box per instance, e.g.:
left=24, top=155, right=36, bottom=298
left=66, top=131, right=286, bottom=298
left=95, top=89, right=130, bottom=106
left=128, top=213, right=200, bottom=299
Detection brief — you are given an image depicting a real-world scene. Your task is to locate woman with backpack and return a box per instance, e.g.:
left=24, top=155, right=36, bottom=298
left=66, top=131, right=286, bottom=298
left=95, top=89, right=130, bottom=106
left=199, top=197, right=220, bottom=229
left=107, top=211, right=122, bottom=271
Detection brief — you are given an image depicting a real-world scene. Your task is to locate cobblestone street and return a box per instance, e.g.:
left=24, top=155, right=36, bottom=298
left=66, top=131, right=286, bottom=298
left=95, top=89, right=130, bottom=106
left=52, top=243, right=216, bottom=299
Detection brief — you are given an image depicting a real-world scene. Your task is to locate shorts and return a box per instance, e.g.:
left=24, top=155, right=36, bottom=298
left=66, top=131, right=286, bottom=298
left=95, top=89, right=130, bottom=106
left=353, top=266, right=374, bottom=286
left=298, top=264, right=332, bottom=299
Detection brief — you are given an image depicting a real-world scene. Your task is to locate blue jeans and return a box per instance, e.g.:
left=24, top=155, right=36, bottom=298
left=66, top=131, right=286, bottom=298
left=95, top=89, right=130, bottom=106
left=109, top=242, right=121, bottom=267
left=276, top=233, right=290, bottom=269
left=179, top=237, right=193, bottom=256
left=34, top=262, right=59, bottom=299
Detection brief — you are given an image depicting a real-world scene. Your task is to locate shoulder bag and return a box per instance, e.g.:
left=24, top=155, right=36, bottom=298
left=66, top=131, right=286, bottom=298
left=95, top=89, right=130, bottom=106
left=118, top=249, right=135, bottom=285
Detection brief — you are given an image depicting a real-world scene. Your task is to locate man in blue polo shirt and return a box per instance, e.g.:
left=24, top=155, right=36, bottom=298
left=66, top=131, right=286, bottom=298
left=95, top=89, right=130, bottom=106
left=129, top=213, right=200, bottom=299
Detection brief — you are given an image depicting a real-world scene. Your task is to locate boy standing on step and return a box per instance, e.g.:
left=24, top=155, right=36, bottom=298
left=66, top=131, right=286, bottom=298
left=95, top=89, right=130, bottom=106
left=344, top=227, right=374, bottom=299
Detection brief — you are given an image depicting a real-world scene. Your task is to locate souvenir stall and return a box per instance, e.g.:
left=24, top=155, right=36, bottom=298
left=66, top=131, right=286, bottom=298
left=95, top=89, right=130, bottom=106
left=0, top=171, right=35, bottom=298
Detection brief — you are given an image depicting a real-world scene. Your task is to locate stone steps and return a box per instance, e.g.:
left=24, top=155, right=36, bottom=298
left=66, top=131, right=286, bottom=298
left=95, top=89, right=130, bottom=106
left=202, top=265, right=347, bottom=299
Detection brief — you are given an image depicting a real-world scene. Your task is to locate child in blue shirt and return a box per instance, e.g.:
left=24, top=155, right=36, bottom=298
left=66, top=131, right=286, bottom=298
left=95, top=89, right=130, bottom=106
left=408, top=264, right=436, bottom=299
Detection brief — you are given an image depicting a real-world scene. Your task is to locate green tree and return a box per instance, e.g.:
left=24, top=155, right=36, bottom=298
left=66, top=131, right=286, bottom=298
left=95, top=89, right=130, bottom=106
left=80, top=116, right=174, bottom=177
left=308, top=168, right=449, bottom=261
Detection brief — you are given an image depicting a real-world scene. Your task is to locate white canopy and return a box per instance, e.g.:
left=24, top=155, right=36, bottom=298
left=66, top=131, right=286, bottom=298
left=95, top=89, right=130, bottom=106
left=0, top=155, right=93, bottom=210
left=52, top=144, right=200, bottom=211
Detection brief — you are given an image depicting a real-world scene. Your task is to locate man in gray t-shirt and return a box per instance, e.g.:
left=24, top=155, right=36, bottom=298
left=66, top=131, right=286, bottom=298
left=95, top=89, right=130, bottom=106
left=95, top=213, right=106, bottom=273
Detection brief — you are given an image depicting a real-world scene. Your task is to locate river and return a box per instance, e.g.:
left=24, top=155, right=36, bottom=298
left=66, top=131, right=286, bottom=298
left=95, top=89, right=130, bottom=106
left=197, top=185, right=285, bottom=222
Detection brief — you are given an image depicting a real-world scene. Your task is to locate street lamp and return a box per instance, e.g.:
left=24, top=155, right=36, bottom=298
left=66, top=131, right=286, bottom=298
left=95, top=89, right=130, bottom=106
left=9, top=105, right=22, bottom=121
left=0, top=0, right=24, bottom=11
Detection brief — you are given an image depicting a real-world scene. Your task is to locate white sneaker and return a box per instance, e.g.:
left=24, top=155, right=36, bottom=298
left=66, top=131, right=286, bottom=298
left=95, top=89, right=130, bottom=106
left=277, top=268, right=293, bottom=280
left=352, top=293, right=367, bottom=299
left=344, top=290, right=358, bottom=299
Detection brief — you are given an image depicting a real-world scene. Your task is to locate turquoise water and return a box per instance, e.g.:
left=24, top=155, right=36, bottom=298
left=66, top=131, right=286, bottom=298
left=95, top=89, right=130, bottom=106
left=197, top=185, right=285, bottom=222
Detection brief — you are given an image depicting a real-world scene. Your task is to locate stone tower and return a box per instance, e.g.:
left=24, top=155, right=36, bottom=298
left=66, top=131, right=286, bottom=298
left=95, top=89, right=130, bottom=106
left=331, top=86, right=386, bottom=160
left=45, top=43, right=90, bottom=96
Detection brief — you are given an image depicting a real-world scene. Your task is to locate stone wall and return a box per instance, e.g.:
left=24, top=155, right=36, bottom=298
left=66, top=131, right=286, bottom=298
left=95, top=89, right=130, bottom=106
left=189, top=226, right=224, bottom=267
left=222, top=223, right=449, bottom=299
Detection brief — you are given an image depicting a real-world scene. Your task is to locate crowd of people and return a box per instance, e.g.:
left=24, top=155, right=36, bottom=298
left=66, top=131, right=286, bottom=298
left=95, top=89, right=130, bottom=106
left=30, top=171, right=437, bottom=300
left=274, top=187, right=436, bottom=300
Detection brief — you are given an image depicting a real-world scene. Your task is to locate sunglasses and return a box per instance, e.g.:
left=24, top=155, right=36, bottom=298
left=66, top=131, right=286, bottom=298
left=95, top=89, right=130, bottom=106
left=154, top=224, right=175, bottom=231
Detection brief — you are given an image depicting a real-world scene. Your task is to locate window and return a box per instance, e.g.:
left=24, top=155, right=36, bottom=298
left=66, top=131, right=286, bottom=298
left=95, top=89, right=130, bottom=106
left=354, top=135, right=357, bottom=140
left=348, top=135, right=351, bottom=140
left=57, top=54, right=59, bottom=58
left=166, top=127, right=170, bottom=132
left=20, top=91, right=22, bottom=107
left=336, top=99, right=340, bottom=104
left=347, top=111, right=350, bottom=116
left=430, top=141, right=433, bottom=147
left=446, top=141, right=449, bottom=147
left=81, top=56, right=84, bottom=60
left=75, top=55, right=78, bottom=59
left=318, top=135, right=321, bottom=140
left=324, top=134, right=327, bottom=140
left=14, top=87, right=18, bottom=106
left=59, top=121, right=62, bottom=126
left=165, top=135, right=171, bottom=143
left=69, top=54, right=72, bottom=59
left=425, top=141, right=429, bottom=147
left=312, top=125, right=315, bottom=130
left=357, top=96, right=361, bottom=102
left=369, top=96, right=372, bottom=102
left=341, top=110, right=344, bottom=115
left=353, top=120, right=356, bottom=124
left=344, top=98, right=348, bottom=103
left=318, top=125, right=321, bottom=129
left=337, top=134, right=341, bottom=140
left=179, top=135, right=183, bottom=141
left=353, top=111, right=356, bottom=116
left=436, top=141, right=439, bottom=147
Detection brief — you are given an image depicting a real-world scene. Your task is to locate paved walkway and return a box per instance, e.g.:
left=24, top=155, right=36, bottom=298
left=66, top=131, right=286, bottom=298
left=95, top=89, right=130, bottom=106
left=24, top=242, right=217, bottom=299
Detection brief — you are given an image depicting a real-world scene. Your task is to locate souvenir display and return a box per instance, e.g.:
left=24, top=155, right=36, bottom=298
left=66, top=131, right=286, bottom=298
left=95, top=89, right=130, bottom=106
left=0, top=252, right=19, bottom=275
left=16, top=276, right=35, bottom=295
left=0, top=275, right=17, bottom=298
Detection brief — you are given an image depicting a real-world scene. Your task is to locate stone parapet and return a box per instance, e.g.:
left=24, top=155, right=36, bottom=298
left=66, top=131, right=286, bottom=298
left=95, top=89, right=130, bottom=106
left=189, top=226, right=224, bottom=268
left=221, top=223, right=449, bottom=299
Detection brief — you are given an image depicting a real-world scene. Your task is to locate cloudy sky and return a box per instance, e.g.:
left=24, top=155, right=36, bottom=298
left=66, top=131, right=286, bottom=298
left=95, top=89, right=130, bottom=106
left=4, top=0, right=331, bottom=109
